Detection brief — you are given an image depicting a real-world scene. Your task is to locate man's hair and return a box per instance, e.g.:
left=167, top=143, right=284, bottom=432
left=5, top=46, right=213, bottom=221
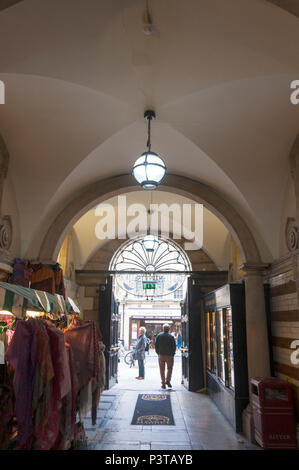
left=163, top=323, right=170, bottom=332
left=140, top=326, right=146, bottom=333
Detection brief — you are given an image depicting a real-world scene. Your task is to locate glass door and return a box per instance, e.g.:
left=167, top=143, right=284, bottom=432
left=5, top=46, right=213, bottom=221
left=216, top=309, right=225, bottom=384
left=225, top=308, right=235, bottom=389
left=206, top=311, right=216, bottom=373
left=210, top=311, right=216, bottom=373
left=206, top=312, right=211, bottom=371
left=181, top=299, right=189, bottom=388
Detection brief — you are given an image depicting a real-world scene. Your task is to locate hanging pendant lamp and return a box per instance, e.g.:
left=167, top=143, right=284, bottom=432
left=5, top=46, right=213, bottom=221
left=132, top=110, right=166, bottom=189
left=142, top=234, right=159, bottom=253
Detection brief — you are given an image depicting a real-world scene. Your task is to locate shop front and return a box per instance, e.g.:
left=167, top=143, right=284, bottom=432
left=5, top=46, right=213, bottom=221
left=204, top=284, right=249, bottom=432
left=129, top=316, right=181, bottom=349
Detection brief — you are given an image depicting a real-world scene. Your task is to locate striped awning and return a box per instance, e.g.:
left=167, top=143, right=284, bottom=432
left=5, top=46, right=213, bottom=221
left=0, top=281, right=81, bottom=318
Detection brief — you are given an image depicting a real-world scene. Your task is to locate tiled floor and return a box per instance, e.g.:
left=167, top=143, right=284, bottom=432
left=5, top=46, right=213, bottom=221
left=83, top=353, right=259, bottom=451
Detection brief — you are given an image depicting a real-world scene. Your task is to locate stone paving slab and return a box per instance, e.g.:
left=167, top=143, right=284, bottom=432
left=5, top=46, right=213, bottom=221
left=140, top=444, right=151, bottom=450
left=188, top=430, right=250, bottom=451
left=84, top=358, right=259, bottom=451
left=101, top=431, right=158, bottom=444
left=151, top=443, right=193, bottom=450
left=150, top=425, right=186, bottom=431
left=96, top=443, right=141, bottom=450
left=98, top=402, right=113, bottom=410
left=103, top=422, right=144, bottom=431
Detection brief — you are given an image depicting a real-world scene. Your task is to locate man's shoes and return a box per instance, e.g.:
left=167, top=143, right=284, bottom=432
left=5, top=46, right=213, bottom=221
left=161, top=384, right=166, bottom=389
left=136, top=376, right=144, bottom=380
left=166, top=382, right=172, bottom=388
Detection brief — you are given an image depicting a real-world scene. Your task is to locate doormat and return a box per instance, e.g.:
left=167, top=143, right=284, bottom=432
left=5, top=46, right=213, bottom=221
left=131, top=394, right=175, bottom=425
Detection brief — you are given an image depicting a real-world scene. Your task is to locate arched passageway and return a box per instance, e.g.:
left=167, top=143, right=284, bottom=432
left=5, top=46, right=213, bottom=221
left=39, top=173, right=261, bottom=265
left=54, top=179, right=271, bottom=445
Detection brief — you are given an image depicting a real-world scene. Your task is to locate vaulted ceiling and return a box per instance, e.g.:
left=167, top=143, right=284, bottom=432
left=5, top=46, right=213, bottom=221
left=0, top=0, right=299, bottom=261
left=0, top=0, right=23, bottom=12
left=267, top=0, right=299, bottom=19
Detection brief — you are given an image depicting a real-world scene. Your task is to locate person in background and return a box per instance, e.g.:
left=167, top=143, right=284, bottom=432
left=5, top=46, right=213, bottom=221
left=173, top=331, right=178, bottom=347
left=145, top=329, right=152, bottom=355
left=133, top=326, right=147, bottom=380
left=155, top=323, right=176, bottom=389
left=177, top=330, right=182, bottom=350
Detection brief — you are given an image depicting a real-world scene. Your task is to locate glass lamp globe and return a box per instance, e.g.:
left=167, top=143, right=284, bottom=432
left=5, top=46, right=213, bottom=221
left=132, top=151, right=166, bottom=189
left=142, top=235, right=159, bottom=252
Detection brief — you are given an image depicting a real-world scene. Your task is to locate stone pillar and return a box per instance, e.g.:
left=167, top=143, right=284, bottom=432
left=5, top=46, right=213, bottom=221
left=240, top=262, right=271, bottom=442
left=0, top=135, right=13, bottom=272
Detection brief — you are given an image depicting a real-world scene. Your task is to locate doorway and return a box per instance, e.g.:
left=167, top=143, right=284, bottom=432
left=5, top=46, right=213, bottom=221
left=98, top=237, right=228, bottom=393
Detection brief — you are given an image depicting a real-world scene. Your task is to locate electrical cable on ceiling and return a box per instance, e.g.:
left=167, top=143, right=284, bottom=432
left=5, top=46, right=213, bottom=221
left=143, top=0, right=154, bottom=35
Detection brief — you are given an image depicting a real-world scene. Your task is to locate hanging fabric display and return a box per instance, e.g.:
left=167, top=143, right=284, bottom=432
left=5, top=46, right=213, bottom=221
left=53, top=263, right=65, bottom=298
left=0, top=314, right=105, bottom=450
left=30, top=264, right=56, bottom=295
left=64, top=318, right=104, bottom=426
left=8, top=259, right=30, bottom=288
left=30, top=262, right=65, bottom=297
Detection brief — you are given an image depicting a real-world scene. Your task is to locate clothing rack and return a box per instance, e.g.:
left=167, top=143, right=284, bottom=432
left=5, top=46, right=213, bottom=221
left=0, top=312, right=105, bottom=450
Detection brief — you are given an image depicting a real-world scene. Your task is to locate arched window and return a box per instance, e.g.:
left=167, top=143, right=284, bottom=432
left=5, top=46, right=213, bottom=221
left=109, top=236, right=191, bottom=300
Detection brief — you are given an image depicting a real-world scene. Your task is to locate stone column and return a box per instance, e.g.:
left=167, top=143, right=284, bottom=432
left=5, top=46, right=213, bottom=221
left=240, top=262, right=271, bottom=442
left=0, top=135, right=13, bottom=274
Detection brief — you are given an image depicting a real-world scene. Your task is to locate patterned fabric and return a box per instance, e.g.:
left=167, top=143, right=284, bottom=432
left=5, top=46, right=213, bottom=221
left=30, top=264, right=56, bottom=295
left=52, top=342, right=79, bottom=451
left=8, top=259, right=30, bottom=288
left=65, top=319, right=104, bottom=426
left=53, top=265, right=65, bottom=297
left=5, top=319, right=72, bottom=450
left=73, top=422, right=88, bottom=450
left=37, top=322, right=71, bottom=449
left=64, top=319, right=102, bottom=390
left=4, top=318, right=102, bottom=450
left=31, top=320, right=55, bottom=450
left=5, top=320, right=37, bottom=449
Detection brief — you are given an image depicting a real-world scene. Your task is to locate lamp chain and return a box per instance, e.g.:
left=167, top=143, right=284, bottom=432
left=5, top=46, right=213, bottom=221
left=147, top=117, right=151, bottom=151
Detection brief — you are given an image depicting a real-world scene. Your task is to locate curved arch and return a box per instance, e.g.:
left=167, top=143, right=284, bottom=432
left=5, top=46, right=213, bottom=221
left=38, top=173, right=261, bottom=264
left=82, top=233, right=220, bottom=272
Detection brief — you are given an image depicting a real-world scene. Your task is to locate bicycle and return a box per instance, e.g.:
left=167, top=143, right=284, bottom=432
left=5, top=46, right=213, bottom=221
left=124, top=350, right=136, bottom=368
left=118, top=340, right=126, bottom=358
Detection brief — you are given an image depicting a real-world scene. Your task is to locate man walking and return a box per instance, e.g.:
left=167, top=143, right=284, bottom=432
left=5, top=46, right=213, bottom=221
left=155, top=323, right=176, bottom=389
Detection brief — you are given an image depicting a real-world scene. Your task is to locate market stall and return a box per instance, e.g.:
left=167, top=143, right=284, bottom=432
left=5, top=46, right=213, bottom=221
left=0, top=281, right=105, bottom=450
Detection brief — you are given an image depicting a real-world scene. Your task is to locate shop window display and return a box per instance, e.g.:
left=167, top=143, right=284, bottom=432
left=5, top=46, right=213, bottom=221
left=204, top=284, right=249, bottom=432
left=225, top=308, right=234, bottom=390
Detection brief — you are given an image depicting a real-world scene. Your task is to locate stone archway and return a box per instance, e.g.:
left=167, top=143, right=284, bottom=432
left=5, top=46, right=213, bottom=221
left=39, top=172, right=272, bottom=441
left=39, top=173, right=261, bottom=265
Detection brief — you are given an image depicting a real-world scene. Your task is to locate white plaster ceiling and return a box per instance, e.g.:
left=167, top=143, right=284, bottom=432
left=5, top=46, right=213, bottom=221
left=0, top=0, right=299, bottom=260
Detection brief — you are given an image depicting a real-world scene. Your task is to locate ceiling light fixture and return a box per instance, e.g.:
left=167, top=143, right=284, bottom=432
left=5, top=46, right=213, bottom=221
left=142, top=234, right=159, bottom=253
left=132, top=110, right=166, bottom=189
left=143, top=0, right=154, bottom=35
